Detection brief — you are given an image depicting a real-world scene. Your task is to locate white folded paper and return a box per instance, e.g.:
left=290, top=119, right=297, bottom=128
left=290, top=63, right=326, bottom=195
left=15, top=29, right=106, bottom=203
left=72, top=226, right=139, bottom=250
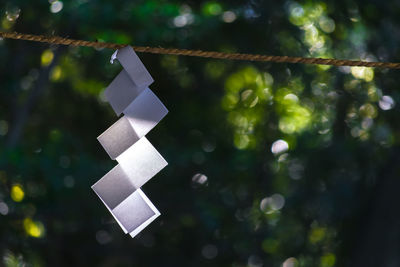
left=92, top=164, right=136, bottom=210
left=127, top=189, right=160, bottom=238
left=116, top=137, right=168, bottom=188
left=97, top=88, right=168, bottom=160
left=93, top=46, right=167, bottom=238
left=105, top=46, right=154, bottom=116
left=104, top=70, right=145, bottom=116
left=92, top=137, right=167, bottom=210
left=123, top=88, right=168, bottom=137
left=94, top=187, right=160, bottom=237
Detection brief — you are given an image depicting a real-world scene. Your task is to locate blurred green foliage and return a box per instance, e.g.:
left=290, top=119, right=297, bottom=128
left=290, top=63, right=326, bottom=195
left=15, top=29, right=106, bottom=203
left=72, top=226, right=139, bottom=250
left=1, top=0, right=400, bottom=266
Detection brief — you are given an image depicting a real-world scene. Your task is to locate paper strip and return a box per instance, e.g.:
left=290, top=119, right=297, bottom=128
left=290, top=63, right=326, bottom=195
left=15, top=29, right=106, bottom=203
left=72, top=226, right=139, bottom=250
left=94, top=46, right=167, bottom=238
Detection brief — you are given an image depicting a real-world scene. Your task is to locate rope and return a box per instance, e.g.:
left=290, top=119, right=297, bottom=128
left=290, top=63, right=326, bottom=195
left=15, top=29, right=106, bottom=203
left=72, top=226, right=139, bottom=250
left=1, top=31, right=399, bottom=69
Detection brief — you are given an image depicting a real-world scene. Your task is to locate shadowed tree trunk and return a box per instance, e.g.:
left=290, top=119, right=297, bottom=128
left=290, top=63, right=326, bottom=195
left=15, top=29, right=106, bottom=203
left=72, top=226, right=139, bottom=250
left=6, top=47, right=64, bottom=149
left=348, top=146, right=400, bottom=267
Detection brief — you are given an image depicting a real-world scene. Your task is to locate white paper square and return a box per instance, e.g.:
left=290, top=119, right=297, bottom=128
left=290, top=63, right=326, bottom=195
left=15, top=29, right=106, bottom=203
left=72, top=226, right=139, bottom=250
left=116, top=137, right=168, bottom=189
left=112, top=189, right=160, bottom=236
left=129, top=189, right=160, bottom=238
left=97, top=116, right=140, bottom=160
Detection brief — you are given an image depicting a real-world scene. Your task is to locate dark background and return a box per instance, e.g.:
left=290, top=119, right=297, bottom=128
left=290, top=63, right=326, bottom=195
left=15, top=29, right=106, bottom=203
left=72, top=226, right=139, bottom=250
left=1, top=0, right=400, bottom=266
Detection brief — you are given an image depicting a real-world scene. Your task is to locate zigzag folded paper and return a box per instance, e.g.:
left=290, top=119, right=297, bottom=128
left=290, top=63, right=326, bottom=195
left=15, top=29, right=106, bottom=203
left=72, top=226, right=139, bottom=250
left=93, top=46, right=168, bottom=238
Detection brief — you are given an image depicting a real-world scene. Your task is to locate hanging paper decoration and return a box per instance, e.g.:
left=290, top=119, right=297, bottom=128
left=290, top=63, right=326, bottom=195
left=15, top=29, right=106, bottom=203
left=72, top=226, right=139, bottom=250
left=92, top=46, right=168, bottom=238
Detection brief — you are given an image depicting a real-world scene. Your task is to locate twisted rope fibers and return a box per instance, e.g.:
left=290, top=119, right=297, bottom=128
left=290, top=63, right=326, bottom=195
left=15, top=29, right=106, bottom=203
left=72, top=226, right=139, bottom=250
left=1, top=31, right=399, bottom=69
